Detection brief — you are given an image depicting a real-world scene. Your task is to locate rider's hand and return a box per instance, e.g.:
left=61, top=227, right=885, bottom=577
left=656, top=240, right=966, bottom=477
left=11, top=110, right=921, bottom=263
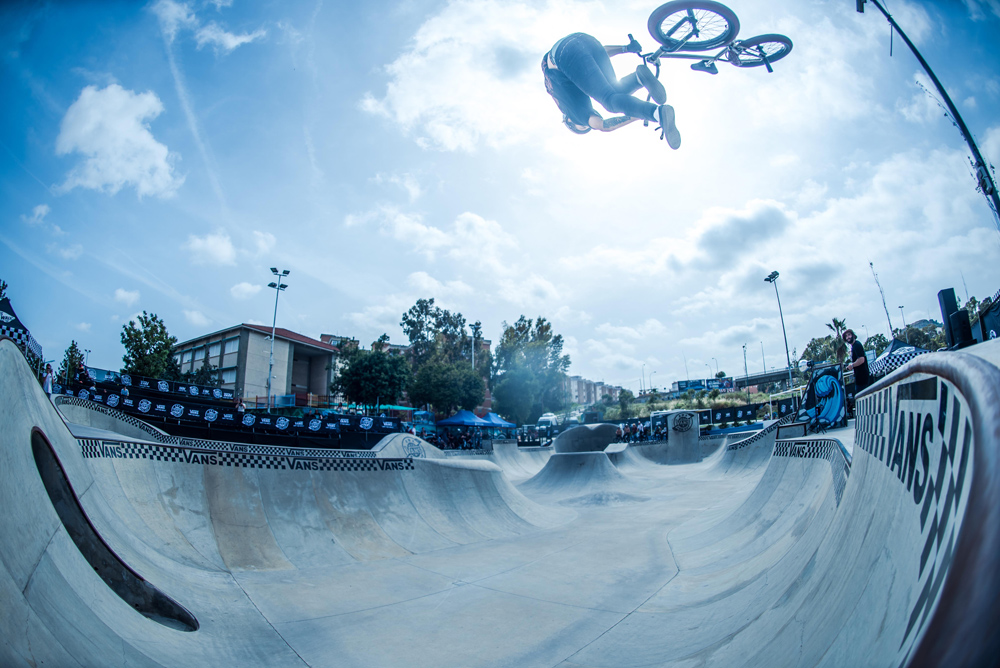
left=625, top=34, right=642, bottom=53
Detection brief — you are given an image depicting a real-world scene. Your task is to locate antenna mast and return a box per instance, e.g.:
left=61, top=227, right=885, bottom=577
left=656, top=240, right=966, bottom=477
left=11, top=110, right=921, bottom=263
left=869, top=261, right=894, bottom=338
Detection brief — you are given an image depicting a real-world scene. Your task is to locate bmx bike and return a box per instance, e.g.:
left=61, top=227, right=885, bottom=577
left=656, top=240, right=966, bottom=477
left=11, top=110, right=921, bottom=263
left=636, top=1, right=793, bottom=76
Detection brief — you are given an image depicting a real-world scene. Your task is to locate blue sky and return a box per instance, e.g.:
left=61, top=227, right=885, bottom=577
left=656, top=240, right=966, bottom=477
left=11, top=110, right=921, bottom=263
left=2, top=0, right=999, bottom=393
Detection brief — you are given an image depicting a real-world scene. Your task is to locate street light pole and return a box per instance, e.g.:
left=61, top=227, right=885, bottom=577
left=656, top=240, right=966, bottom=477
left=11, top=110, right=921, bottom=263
left=649, top=371, right=657, bottom=392
left=267, top=268, right=290, bottom=413
left=641, top=362, right=645, bottom=394
left=711, top=357, right=719, bottom=376
left=742, top=344, right=749, bottom=404
left=765, top=271, right=795, bottom=397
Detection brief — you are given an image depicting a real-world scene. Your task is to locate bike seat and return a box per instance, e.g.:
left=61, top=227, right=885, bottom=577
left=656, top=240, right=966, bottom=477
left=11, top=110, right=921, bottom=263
left=691, top=60, right=719, bottom=75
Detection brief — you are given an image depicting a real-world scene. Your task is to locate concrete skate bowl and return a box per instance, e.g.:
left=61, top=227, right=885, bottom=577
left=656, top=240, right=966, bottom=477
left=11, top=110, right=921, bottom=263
left=2, top=336, right=1000, bottom=667
left=489, top=440, right=553, bottom=481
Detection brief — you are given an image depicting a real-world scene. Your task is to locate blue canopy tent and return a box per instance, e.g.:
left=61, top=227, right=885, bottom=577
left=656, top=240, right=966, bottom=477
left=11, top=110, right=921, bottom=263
left=436, top=410, right=491, bottom=427
left=482, top=412, right=516, bottom=428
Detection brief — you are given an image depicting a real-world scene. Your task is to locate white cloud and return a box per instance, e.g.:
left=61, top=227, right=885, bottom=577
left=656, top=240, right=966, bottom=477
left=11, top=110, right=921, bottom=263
left=183, top=231, right=236, bottom=265
left=595, top=319, right=667, bottom=340
left=251, top=230, right=276, bottom=256
left=75, top=322, right=91, bottom=332
left=114, top=288, right=140, bottom=306
left=21, top=204, right=49, bottom=226
left=345, top=205, right=450, bottom=255
left=407, top=271, right=474, bottom=298
left=150, top=0, right=197, bottom=42
left=47, top=243, right=83, bottom=260
left=55, top=84, right=184, bottom=198
left=374, top=172, right=423, bottom=202
left=151, top=0, right=264, bottom=54
left=184, top=310, right=210, bottom=327
left=230, top=282, right=262, bottom=299
left=496, top=274, right=560, bottom=309
left=360, top=0, right=586, bottom=151
left=195, top=23, right=266, bottom=53
left=345, top=206, right=517, bottom=270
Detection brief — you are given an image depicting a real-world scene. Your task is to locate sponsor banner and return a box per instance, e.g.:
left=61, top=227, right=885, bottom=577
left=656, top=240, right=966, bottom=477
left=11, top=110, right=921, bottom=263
left=64, top=384, right=400, bottom=436
left=86, top=366, right=236, bottom=401
left=708, top=398, right=795, bottom=424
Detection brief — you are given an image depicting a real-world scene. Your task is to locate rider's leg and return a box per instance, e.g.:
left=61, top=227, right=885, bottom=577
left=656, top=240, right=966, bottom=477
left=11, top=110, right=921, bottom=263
left=554, top=33, right=658, bottom=122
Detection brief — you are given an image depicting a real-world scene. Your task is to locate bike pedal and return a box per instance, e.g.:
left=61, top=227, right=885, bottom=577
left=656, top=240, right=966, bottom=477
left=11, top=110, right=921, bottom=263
left=691, top=60, right=718, bottom=75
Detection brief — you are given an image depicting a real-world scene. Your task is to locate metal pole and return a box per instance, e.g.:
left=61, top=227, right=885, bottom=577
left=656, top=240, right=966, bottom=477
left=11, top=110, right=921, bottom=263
left=267, top=268, right=290, bottom=413
left=766, top=272, right=795, bottom=397
left=861, top=0, right=1000, bottom=228
left=898, top=306, right=908, bottom=343
left=743, top=344, right=749, bottom=404
left=268, top=290, right=278, bottom=412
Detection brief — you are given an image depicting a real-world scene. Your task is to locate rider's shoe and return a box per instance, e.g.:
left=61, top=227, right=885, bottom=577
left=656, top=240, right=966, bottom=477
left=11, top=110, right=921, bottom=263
left=691, top=60, right=719, bottom=74
left=636, top=64, right=667, bottom=104
left=657, top=104, right=681, bottom=149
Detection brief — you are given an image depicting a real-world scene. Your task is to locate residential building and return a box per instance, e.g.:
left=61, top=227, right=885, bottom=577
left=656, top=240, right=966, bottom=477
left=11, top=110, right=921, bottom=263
left=174, top=324, right=340, bottom=404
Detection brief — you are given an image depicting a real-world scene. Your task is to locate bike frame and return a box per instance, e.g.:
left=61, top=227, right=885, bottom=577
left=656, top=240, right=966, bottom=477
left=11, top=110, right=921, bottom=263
left=643, top=40, right=779, bottom=73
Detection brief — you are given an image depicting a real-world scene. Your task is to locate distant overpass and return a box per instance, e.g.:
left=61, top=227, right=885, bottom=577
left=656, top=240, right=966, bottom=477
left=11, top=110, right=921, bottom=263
left=733, top=367, right=795, bottom=389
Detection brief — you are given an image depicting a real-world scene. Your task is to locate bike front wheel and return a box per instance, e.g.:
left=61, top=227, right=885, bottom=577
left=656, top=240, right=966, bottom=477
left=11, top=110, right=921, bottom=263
left=727, top=33, right=793, bottom=67
left=647, top=1, right=740, bottom=52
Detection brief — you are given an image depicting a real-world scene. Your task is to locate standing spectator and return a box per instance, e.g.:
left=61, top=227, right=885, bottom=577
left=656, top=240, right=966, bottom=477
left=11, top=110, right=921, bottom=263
left=42, top=364, right=54, bottom=396
left=75, top=362, right=95, bottom=390
left=237, top=398, right=246, bottom=413
left=844, top=329, right=870, bottom=393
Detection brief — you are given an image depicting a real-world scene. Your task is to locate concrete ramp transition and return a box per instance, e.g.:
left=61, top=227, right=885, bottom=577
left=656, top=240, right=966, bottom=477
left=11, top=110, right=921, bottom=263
left=1, top=336, right=999, bottom=667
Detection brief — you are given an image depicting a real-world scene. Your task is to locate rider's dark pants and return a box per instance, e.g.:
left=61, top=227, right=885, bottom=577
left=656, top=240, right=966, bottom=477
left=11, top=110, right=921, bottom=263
left=552, top=33, right=658, bottom=122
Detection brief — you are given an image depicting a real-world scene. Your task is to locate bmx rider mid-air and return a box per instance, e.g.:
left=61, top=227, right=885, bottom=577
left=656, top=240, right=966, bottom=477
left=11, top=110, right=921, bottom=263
left=541, top=32, right=681, bottom=148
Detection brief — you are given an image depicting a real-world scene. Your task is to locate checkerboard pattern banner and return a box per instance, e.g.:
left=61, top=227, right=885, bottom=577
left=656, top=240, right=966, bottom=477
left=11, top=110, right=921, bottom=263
left=80, top=438, right=412, bottom=472
left=773, top=437, right=851, bottom=506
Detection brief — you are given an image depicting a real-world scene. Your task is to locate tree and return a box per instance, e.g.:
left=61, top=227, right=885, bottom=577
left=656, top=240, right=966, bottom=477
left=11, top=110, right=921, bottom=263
left=120, top=311, right=180, bottom=379
left=826, top=317, right=848, bottom=364
left=863, top=333, right=890, bottom=356
left=617, top=389, right=636, bottom=418
left=894, top=322, right=946, bottom=351
left=400, top=298, right=488, bottom=415
left=0, top=279, right=7, bottom=300
left=715, top=370, right=726, bottom=379
left=491, top=367, right=538, bottom=425
left=331, top=335, right=411, bottom=412
left=183, top=358, right=220, bottom=387
left=800, top=334, right=835, bottom=366
left=58, top=340, right=86, bottom=386
left=491, top=315, right=571, bottom=424
left=408, top=351, right=485, bottom=415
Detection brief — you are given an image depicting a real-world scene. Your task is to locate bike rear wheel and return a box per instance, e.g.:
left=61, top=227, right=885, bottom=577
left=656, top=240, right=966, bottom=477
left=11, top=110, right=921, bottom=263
left=727, top=33, right=793, bottom=67
left=647, top=1, right=740, bottom=52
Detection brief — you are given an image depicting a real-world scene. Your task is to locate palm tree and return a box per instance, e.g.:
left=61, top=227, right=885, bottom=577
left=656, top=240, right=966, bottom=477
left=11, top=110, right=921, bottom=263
left=827, top=318, right=848, bottom=364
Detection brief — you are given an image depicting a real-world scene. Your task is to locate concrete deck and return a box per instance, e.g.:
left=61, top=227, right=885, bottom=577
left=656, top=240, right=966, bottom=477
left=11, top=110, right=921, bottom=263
left=2, top=338, right=999, bottom=667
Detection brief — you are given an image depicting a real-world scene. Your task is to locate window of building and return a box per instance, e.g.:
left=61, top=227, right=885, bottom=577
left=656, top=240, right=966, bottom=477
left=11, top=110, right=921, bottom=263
left=221, top=368, right=237, bottom=384
left=182, top=350, right=193, bottom=364
left=174, top=354, right=181, bottom=366
left=208, top=342, right=221, bottom=358
left=224, top=338, right=239, bottom=354
left=193, top=347, right=205, bottom=361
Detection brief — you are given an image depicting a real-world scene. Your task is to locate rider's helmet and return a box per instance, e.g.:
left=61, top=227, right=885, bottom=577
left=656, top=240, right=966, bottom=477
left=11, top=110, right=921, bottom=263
left=563, top=115, right=591, bottom=134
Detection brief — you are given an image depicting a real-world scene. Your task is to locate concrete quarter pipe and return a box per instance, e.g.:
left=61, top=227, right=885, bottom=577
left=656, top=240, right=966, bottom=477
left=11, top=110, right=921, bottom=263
left=1, top=338, right=998, bottom=667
